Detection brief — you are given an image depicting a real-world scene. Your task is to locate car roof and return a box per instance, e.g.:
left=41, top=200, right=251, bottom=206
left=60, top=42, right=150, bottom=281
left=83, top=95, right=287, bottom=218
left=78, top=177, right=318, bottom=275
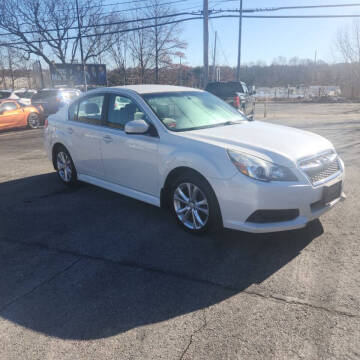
left=40, top=88, right=79, bottom=91
left=108, top=84, right=204, bottom=94
left=206, top=81, right=246, bottom=86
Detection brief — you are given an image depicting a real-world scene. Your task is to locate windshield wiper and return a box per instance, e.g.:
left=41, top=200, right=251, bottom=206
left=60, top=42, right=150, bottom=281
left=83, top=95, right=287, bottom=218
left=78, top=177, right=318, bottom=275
left=218, top=120, right=244, bottom=126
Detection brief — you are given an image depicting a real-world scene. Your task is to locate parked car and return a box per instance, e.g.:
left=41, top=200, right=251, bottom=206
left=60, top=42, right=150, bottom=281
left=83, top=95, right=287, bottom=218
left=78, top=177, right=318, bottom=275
left=205, top=81, right=255, bottom=119
left=0, top=99, right=43, bottom=130
left=44, top=85, right=345, bottom=234
left=31, top=88, right=81, bottom=116
left=0, top=89, right=37, bottom=105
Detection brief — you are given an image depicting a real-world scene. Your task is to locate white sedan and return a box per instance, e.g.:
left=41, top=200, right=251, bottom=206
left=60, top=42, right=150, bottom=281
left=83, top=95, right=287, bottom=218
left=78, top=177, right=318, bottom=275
left=44, top=85, right=345, bottom=234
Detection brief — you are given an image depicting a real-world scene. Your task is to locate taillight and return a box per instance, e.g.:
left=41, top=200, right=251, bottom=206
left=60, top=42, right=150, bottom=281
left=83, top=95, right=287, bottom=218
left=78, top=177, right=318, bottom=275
left=234, top=95, right=240, bottom=108
left=44, top=118, right=49, bottom=128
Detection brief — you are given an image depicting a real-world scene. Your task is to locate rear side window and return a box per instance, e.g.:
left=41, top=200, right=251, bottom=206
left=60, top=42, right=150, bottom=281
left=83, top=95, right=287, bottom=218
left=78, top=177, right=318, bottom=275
left=77, top=95, right=105, bottom=125
left=206, top=83, right=245, bottom=98
left=32, top=90, right=58, bottom=100
left=15, top=91, right=36, bottom=99
left=0, top=91, right=11, bottom=99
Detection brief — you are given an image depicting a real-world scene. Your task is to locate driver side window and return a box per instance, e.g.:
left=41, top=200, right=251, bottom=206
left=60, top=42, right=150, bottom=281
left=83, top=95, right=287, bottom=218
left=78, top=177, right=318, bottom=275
left=106, top=95, right=144, bottom=130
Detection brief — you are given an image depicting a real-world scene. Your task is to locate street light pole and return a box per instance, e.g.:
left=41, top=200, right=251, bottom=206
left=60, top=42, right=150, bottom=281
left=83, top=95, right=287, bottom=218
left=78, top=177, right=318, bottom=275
left=75, top=0, right=87, bottom=91
left=236, top=0, right=243, bottom=82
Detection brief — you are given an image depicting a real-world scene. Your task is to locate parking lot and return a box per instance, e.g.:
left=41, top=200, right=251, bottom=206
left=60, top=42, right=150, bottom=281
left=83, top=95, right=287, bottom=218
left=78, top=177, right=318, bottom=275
left=0, top=102, right=359, bottom=359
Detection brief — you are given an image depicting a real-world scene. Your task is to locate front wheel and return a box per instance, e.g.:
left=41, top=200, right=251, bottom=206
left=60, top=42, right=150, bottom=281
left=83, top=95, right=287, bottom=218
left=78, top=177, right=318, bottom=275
left=170, top=173, right=222, bottom=234
left=54, top=146, right=78, bottom=186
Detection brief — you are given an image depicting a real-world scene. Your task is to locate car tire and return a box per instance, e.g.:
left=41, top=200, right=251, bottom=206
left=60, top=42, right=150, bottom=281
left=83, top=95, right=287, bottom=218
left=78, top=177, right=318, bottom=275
left=54, top=146, right=78, bottom=186
left=27, top=113, right=40, bottom=129
left=170, top=172, right=222, bottom=234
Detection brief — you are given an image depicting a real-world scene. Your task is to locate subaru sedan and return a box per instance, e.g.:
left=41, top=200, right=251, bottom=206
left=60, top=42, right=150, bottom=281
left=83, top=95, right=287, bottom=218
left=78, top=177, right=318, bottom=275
left=44, top=85, right=345, bottom=234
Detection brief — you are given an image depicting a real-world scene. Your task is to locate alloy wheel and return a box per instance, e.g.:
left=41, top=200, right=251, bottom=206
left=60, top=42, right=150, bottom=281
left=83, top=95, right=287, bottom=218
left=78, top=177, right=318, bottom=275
left=173, top=182, right=209, bottom=230
left=56, top=151, right=72, bottom=183
left=28, top=113, right=40, bottom=129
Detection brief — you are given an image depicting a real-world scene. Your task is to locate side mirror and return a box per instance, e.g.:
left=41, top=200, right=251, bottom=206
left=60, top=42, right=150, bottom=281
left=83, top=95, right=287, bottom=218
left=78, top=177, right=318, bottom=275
left=125, top=119, right=150, bottom=134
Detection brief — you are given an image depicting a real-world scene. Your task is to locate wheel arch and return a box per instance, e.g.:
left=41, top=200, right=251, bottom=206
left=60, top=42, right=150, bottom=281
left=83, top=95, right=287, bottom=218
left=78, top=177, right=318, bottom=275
left=161, top=165, right=217, bottom=205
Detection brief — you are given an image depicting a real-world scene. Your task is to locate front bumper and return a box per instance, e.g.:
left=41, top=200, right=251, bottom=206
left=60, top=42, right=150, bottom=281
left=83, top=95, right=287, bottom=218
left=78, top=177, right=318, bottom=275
left=209, top=169, right=345, bottom=233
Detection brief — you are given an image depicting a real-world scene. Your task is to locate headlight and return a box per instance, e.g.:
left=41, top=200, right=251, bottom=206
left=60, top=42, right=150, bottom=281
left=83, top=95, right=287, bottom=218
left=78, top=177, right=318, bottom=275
left=227, top=150, right=298, bottom=182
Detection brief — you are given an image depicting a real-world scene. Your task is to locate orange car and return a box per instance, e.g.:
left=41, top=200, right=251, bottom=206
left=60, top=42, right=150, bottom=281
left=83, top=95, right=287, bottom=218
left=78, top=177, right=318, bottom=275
left=0, top=100, right=43, bottom=131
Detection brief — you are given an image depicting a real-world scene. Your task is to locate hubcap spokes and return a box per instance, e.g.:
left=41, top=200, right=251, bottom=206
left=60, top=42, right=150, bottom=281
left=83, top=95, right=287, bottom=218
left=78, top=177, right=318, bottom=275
left=29, top=115, right=39, bottom=128
left=57, top=152, right=72, bottom=182
left=174, top=182, right=209, bottom=230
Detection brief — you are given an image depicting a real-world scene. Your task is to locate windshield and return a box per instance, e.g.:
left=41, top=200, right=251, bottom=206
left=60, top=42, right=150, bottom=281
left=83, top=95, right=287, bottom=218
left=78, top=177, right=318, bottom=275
left=0, top=91, right=11, bottom=99
left=143, top=91, right=247, bottom=131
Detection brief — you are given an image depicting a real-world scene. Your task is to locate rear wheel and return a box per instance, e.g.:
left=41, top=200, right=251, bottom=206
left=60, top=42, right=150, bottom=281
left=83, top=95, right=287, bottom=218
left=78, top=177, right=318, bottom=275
left=170, top=172, right=222, bottom=234
left=54, top=146, right=78, bottom=186
left=27, top=112, right=40, bottom=129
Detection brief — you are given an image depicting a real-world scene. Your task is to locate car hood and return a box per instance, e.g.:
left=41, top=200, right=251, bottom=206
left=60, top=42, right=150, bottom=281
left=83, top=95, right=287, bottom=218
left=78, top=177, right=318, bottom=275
left=180, top=120, right=334, bottom=167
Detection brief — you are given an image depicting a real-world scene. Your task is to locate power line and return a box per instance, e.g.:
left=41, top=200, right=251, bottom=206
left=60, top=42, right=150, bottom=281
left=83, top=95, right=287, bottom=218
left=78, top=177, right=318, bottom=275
left=4, top=1, right=359, bottom=37
left=215, top=3, right=360, bottom=13
left=4, top=1, right=359, bottom=36
left=214, top=14, right=360, bottom=19
left=2, top=0, right=194, bottom=30
left=0, top=16, right=204, bottom=47
left=0, top=9, right=204, bottom=37
left=3, top=11, right=360, bottom=47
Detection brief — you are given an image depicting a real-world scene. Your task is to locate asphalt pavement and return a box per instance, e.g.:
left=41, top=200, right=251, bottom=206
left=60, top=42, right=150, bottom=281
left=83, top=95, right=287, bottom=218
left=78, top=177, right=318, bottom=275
left=0, top=103, right=359, bottom=359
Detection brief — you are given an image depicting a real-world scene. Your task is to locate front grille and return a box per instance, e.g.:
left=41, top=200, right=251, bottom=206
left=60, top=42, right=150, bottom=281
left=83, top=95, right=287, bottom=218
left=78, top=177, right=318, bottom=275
left=299, top=150, right=341, bottom=185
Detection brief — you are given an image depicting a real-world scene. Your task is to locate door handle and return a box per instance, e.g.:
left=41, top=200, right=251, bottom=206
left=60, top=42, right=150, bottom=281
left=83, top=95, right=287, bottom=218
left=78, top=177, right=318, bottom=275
left=67, top=127, right=74, bottom=134
left=103, top=135, right=113, bottom=143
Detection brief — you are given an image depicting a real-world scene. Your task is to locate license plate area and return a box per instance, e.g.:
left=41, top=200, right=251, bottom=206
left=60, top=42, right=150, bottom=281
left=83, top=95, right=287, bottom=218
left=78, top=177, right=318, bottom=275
left=323, top=181, right=342, bottom=204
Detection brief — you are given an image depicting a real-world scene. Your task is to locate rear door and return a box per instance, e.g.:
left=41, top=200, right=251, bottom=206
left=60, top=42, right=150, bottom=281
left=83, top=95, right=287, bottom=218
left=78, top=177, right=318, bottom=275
left=65, top=94, right=106, bottom=178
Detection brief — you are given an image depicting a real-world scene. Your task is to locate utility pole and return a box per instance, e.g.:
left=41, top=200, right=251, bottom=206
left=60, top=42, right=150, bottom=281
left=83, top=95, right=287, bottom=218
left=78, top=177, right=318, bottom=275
left=75, top=0, right=87, bottom=91
left=236, top=0, right=243, bottom=82
left=212, top=31, right=217, bottom=82
left=203, top=0, right=209, bottom=87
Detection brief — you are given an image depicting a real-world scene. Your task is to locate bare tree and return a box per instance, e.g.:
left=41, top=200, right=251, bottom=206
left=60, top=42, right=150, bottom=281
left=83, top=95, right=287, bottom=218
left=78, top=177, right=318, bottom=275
left=128, top=15, right=153, bottom=83
left=145, top=0, right=187, bottom=83
left=335, top=20, right=360, bottom=98
left=108, top=31, right=129, bottom=84
left=0, top=0, right=121, bottom=66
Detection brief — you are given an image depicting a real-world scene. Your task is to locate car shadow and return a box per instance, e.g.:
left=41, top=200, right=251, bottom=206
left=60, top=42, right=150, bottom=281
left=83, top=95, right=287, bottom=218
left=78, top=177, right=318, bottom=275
left=0, top=173, right=324, bottom=340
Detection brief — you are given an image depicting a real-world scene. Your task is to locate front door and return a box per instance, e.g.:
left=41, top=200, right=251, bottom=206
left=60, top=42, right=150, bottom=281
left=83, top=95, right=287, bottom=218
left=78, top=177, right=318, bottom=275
left=0, top=101, right=23, bottom=130
left=100, top=94, right=159, bottom=196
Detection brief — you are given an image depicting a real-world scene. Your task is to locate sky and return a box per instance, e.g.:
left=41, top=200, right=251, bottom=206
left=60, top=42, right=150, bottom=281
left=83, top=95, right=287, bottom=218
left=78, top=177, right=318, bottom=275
left=171, top=0, right=359, bottom=66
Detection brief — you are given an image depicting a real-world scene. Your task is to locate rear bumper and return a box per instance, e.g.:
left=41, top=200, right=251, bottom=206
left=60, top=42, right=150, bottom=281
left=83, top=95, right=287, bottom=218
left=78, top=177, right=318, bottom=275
left=209, top=170, right=345, bottom=233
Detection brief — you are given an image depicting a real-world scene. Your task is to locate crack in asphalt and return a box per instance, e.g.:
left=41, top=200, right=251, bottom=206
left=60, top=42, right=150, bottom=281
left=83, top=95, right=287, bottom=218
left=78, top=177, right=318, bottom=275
left=0, top=236, right=359, bottom=320
left=0, top=257, right=81, bottom=314
left=180, top=310, right=207, bottom=360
